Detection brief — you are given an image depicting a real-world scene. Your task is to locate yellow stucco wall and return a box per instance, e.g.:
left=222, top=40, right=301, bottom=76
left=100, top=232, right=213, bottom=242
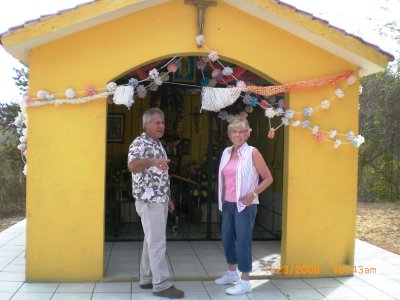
left=25, top=0, right=360, bottom=281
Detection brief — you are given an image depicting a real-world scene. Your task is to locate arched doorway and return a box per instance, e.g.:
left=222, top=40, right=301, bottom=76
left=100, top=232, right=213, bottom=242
left=104, top=56, right=283, bottom=242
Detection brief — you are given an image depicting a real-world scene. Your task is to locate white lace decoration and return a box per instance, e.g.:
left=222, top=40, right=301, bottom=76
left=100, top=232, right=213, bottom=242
left=113, top=85, right=134, bottom=109
left=201, top=87, right=242, bottom=112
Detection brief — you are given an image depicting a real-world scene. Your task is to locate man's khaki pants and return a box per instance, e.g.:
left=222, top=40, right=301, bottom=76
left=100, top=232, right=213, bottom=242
left=135, top=201, right=172, bottom=292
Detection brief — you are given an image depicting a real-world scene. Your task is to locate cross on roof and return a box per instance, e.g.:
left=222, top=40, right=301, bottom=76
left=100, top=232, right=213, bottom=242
left=184, top=0, right=217, bottom=36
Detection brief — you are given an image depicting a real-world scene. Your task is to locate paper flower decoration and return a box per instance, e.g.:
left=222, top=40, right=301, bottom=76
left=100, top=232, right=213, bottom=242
left=347, top=75, right=357, bottom=85
left=106, top=82, right=117, bottom=92
left=285, top=109, right=294, bottom=119
left=243, top=94, right=252, bottom=105
left=267, top=128, right=275, bottom=139
left=311, top=125, right=319, bottom=135
left=359, top=85, right=363, bottom=95
left=334, top=139, right=342, bottom=149
left=154, top=76, right=163, bottom=86
left=37, top=90, right=53, bottom=100
left=128, top=78, right=139, bottom=88
left=249, top=97, right=258, bottom=106
left=265, top=108, right=276, bottom=118
left=353, top=135, right=365, bottom=148
left=137, top=84, right=147, bottom=98
left=282, top=117, right=290, bottom=126
left=321, top=99, right=330, bottom=109
left=197, top=60, right=207, bottom=70
left=275, top=108, right=284, bottom=116
left=304, top=107, right=314, bottom=117
left=167, top=63, right=178, bottom=73
left=208, top=50, right=219, bottom=62
left=346, top=131, right=355, bottom=141
left=212, top=69, right=222, bottom=79
left=291, top=120, right=301, bottom=127
left=316, top=132, right=324, bottom=142
left=86, top=86, right=96, bottom=96
left=245, top=106, right=253, bottom=113
left=196, top=34, right=205, bottom=47
left=222, top=67, right=233, bottom=76
left=200, top=78, right=209, bottom=86
left=149, top=68, right=159, bottom=80
left=335, top=88, right=344, bottom=98
left=208, top=79, right=217, bottom=87
left=65, top=88, right=76, bottom=99
left=23, top=165, right=27, bottom=176
left=329, top=130, right=337, bottom=139
left=236, top=81, right=246, bottom=88
left=302, top=120, right=311, bottom=128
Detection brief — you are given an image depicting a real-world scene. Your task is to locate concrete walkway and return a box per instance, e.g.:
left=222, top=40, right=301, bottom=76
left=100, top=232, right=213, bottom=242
left=0, top=219, right=399, bottom=299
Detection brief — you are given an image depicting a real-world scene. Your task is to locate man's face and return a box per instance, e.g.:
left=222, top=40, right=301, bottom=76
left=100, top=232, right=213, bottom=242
left=145, top=113, right=165, bottom=140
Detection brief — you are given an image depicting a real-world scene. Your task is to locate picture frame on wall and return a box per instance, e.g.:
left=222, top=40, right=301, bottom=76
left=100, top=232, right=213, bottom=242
left=173, top=56, right=197, bottom=82
left=107, top=114, right=124, bottom=143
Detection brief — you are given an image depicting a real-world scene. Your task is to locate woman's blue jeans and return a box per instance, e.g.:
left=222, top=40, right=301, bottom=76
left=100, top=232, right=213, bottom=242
left=221, top=201, right=257, bottom=273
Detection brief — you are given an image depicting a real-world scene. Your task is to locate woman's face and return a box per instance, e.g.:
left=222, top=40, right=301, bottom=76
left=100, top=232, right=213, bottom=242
left=229, top=127, right=249, bottom=148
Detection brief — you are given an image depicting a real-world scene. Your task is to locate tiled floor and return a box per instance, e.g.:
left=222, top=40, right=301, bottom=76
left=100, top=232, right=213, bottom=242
left=0, top=219, right=399, bottom=299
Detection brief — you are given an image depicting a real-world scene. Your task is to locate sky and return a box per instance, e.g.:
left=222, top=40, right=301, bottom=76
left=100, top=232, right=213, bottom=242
left=0, top=0, right=399, bottom=104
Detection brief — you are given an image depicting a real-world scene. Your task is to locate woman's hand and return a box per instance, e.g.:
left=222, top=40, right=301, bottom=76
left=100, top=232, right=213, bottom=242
left=240, top=192, right=256, bottom=206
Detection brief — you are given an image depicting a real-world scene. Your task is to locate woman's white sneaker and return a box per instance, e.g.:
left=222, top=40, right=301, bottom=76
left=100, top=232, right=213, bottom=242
left=214, top=271, right=240, bottom=285
left=226, top=279, right=252, bottom=295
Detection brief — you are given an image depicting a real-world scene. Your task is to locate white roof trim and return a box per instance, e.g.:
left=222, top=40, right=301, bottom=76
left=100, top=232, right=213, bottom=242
left=225, top=0, right=384, bottom=76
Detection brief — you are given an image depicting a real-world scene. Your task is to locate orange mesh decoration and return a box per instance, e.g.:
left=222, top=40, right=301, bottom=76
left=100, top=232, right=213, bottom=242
left=243, top=70, right=353, bottom=97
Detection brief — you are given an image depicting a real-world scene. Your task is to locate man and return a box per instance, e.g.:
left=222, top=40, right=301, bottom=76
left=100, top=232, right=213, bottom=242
left=128, top=108, right=184, bottom=299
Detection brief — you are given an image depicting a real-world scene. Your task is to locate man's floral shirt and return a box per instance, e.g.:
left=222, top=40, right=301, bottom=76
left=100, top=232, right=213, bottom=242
left=128, top=132, right=170, bottom=203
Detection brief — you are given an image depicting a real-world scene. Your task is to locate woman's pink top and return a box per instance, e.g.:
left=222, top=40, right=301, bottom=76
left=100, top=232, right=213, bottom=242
left=222, top=158, right=238, bottom=202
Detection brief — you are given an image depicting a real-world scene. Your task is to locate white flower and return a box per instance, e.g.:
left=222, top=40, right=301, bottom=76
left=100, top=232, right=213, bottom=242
left=22, top=128, right=28, bottom=136
left=359, top=85, right=363, bottom=95
left=19, top=136, right=27, bottom=143
left=37, top=90, right=49, bottom=100
left=282, top=117, right=290, bottom=126
left=347, top=75, right=357, bottom=85
left=275, top=107, right=284, bottom=116
left=196, top=34, right=205, bottom=46
left=265, top=108, right=276, bottom=118
left=17, top=143, right=26, bottom=151
left=65, top=88, right=76, bottom=99
left=23, top=164, right=27, bottom=176
left=149, top=68, right=159, bottom=80
left=321, top=99, right=330, bottom=109
left=353, top=135, right=365, bottom=148
left=335, top=88, right=344, bottom=98
left=222, top=66, right=233, bottom=76
left=154, top=76, right=163, bottom=86
left=329, top=130, right=337, bottom=139
left=334, top=139, right=342, bottom=149
left=106, top=82, right=117, bottom=92
left=311, top=125, right=319, bottom=135
left=236, top=80, right=246, bottom=88
left=285, top=109, right=294, bottom=119
left=291, top=120, right=301, bottom=127
left=346, top=131, right=355, bottom=141
left=208, top=50, right=219, bottom=62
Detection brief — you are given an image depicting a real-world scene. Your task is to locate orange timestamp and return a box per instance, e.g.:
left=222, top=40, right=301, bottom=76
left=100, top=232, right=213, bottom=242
left=333, top=265, right=377, bottom=275
left=267, top=264, right=321, bottom=275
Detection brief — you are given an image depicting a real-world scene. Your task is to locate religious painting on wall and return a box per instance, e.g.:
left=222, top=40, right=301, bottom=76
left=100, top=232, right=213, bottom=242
left=173, top=56, right=197, bottom=82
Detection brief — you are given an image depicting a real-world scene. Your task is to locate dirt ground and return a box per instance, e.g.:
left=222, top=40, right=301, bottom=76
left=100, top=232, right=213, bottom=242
left=356, top=201, right=400, bottom=254
left=0, top=202, right=399, bottom=255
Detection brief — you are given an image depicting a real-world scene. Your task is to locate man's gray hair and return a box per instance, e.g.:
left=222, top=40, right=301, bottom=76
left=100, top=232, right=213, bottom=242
left=142, top=108, right=164, bottom=129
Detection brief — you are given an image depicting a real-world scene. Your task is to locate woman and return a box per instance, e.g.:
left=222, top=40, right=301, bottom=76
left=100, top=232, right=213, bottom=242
left=215, top=116, right=273, bottom=295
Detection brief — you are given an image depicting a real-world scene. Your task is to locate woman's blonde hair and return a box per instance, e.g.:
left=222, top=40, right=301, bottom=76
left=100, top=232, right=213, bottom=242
left=227, top=116, right=250, bottom=136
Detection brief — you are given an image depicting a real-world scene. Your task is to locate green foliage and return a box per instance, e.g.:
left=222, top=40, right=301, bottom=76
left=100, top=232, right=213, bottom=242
left=358, top=61, right=400, bottom=202
left=0, top=103, right=25, bottom=216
